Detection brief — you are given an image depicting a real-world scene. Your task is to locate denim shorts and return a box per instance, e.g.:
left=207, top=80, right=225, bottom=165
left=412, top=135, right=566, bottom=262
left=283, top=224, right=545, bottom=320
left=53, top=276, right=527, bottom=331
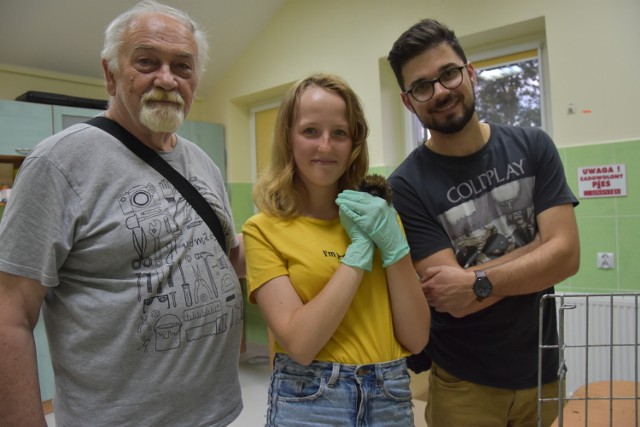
left=265, top=353, right=414, bottom=426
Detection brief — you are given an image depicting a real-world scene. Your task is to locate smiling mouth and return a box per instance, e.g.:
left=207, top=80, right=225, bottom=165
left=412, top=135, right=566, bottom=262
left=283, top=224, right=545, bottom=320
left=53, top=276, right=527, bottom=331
left=433, top=99, right=458, bottom=113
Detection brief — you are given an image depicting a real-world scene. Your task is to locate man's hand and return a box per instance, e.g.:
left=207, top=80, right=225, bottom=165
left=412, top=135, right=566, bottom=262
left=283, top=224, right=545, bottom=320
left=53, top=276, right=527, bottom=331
left=421, top=265, right=476, bottom=314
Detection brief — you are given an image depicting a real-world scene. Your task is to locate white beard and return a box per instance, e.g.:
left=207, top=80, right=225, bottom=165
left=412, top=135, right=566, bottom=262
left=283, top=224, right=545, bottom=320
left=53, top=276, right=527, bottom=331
left=139, top=103, right=184, bottom=133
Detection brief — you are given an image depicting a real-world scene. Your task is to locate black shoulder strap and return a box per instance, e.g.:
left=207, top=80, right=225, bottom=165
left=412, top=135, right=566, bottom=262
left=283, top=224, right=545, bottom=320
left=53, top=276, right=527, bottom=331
left=86, top=116, right=227, bottom=253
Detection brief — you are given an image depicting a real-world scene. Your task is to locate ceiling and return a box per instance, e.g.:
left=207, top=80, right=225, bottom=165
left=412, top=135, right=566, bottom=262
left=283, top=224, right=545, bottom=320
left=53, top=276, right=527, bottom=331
left=0, top=0, right=286, bottom=93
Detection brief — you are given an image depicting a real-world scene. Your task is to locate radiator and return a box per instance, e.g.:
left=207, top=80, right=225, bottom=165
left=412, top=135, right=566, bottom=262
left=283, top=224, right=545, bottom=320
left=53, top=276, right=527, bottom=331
left=543, top=293, right=640, bottom=395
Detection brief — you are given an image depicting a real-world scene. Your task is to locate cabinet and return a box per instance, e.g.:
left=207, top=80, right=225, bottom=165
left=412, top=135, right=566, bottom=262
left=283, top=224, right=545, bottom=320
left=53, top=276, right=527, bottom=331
left=0, top=100, right=103, bottom=155
left=0, top=100, right=52, bottom=155
left=178, top=120, right=227, bottom=181
left=52, top=105, right=103, bottom=133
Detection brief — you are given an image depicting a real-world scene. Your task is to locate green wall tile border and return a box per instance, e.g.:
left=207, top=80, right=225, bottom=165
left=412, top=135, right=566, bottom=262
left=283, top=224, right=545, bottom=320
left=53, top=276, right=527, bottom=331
left=229, top=182, right=255, bottom=233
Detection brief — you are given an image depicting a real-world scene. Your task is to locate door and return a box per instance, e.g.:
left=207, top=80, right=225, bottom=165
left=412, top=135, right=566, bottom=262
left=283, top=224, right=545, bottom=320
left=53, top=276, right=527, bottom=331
left=254, top=107, right=278, bottom=178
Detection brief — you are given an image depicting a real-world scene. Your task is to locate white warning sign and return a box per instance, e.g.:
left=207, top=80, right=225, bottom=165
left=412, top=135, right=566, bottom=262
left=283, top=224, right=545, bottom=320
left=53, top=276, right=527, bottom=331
left=578, top=163, right=626, bottom=198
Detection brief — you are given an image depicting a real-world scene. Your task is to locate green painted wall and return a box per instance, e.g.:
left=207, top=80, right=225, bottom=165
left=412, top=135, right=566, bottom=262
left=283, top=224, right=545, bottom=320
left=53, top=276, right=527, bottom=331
left=557, top=139, right=640, bottom=293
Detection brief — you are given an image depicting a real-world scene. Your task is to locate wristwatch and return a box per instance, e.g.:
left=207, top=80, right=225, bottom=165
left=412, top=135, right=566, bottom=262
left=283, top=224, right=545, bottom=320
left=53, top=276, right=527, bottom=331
left=473, top=270, right=493, bottom=301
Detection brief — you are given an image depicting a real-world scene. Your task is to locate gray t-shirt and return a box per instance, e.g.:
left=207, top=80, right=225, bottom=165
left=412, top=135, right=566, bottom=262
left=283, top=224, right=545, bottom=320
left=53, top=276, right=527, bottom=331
left=0, top=123, right=243, bottom=426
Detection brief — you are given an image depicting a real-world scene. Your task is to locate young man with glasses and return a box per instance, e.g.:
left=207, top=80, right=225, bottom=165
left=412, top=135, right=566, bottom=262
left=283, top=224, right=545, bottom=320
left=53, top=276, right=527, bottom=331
left=387, top=19, right=580, bottom=427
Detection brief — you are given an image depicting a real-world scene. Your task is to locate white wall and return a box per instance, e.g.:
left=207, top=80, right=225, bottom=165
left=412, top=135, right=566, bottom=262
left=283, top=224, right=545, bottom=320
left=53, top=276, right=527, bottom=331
left=202, top=0, right=640, bottom=184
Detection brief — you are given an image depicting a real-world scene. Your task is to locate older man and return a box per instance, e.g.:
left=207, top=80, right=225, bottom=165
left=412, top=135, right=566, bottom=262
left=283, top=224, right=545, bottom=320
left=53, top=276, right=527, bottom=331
left=0, top=1, right=244, bottom=425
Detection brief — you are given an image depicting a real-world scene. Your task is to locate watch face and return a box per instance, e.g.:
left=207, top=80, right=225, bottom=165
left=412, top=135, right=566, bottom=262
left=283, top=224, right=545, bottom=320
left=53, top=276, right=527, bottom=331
left=473, top=271, right=492, bottom=300
left=474, top=279, right=492, bottom=298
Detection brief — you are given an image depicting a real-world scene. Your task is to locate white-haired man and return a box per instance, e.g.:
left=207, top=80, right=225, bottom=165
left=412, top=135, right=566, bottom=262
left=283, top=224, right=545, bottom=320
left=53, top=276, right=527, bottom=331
left=0, top=1, right=244, bottom=425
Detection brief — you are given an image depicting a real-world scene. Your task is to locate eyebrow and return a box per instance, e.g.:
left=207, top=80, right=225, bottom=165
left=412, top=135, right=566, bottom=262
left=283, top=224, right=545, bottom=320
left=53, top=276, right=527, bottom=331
left=408, top=62, right=461, bottom=88
left=133, top=44, right=195, bottom=60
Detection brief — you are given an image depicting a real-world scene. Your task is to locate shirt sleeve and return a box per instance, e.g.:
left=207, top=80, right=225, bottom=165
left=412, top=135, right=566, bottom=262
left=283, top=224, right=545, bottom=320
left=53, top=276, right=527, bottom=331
left=241, top=215, right=289, bottom=304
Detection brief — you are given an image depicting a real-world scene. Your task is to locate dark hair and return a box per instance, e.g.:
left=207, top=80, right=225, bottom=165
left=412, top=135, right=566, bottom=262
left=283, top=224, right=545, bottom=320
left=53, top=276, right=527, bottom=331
left=387, top=19, right=467, bottom=90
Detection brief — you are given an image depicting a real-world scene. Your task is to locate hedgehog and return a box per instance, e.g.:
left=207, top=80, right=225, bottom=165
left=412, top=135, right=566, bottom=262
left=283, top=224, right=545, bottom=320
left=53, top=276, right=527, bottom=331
left=358, top=174, right=393, bottom=205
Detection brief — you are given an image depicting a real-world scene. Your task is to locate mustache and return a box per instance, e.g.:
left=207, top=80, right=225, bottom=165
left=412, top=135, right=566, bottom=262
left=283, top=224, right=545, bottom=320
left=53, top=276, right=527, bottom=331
left=142, top=89, right=185, bottom=107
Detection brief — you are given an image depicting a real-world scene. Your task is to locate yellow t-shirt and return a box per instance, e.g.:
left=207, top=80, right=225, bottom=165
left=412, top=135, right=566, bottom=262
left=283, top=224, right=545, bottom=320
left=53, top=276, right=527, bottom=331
left=242, top=212, right=409, bottom=364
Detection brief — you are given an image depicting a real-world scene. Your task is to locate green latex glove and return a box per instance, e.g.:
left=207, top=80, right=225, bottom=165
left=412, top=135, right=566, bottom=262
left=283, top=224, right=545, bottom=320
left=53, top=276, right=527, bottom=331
left=339, top=208, right=375, bottom=271
left=336, top=189, right=410, bottom=267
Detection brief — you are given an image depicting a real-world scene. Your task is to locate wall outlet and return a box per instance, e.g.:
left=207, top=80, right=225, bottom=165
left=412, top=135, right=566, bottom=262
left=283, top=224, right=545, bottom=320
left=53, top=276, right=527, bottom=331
left=597, top=252, right=615, bottom=269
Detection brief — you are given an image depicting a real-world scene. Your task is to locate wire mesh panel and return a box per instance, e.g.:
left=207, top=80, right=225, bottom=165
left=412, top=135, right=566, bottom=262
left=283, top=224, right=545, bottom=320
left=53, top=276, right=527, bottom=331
left=538, top=293, right=640, bottom=427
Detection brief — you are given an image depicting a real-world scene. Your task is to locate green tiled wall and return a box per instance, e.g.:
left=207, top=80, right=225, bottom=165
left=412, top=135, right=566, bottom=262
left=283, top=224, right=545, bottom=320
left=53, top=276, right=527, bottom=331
left=558, top=139, right=640, bottom=293
left=229, top=183, right=269, bottom=345
left=230, top=182, right=255, bottom=233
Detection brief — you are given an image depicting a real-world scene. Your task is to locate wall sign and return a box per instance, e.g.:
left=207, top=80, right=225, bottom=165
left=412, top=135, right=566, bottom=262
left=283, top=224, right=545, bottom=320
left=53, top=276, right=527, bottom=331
left=578, top=163, right=626, bottom=198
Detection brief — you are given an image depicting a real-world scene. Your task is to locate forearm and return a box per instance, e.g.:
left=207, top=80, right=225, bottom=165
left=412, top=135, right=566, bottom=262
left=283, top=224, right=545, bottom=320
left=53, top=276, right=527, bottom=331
left=444, top=238, right=540, bottom=316
left=258, top=264, right=363, bottom=365
left=0, top=273, right=48, bottom=425
left=474, top=234, right=541, bottom=270
left=0, top=327, right=46, bottom=426
left=421, top=204, right=579, bottom=317
left=488, top=234, right=579, bottom=297
left=429, top=237, right=577, bottom=317
left=386, top=255, right=429, bottom=353
left=486, top=205, right=580, bottom=296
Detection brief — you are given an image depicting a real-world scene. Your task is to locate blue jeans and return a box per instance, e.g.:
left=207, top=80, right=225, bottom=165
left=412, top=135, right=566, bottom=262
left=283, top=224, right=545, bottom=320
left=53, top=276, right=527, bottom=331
left=266, top=353, right=414, bottom=426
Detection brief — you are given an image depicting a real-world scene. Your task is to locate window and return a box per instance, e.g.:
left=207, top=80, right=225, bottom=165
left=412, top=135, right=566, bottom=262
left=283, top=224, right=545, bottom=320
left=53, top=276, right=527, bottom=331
left=405, top=42, right=547, bottom=154
left=474, top=48, right=542, bottom=128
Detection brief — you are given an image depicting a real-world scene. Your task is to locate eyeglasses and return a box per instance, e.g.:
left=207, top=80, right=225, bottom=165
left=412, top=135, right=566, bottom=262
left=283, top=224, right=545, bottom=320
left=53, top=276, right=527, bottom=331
left=405, top=65, right=467, bottom=102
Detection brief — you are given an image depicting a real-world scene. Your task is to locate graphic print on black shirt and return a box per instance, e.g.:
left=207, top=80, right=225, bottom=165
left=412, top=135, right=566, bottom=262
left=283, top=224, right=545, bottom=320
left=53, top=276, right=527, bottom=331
left=440, top=176, right=536, bottom=267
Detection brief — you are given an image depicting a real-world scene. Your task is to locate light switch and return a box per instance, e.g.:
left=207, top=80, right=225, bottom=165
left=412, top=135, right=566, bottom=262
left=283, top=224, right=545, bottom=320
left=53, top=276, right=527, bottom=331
left=597, top=252, right=615, bottom=269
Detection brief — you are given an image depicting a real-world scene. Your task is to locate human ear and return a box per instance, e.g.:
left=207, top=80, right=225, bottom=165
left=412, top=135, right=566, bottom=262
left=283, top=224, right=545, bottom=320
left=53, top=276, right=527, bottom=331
left=400, top=92, right=417, bottom=114
left=101, top=59, right=117, bottom=96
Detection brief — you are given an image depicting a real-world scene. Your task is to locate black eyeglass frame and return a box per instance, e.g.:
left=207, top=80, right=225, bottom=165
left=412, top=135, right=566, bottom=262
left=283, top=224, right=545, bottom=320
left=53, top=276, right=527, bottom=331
left=404, top=64, right=468, bottom=102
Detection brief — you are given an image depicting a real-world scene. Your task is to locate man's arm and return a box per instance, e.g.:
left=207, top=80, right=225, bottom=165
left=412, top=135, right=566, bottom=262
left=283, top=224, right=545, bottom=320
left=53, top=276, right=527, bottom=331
left=419, top=204, right=579, bottom=317
left=0, top=271, right=48, bottom=426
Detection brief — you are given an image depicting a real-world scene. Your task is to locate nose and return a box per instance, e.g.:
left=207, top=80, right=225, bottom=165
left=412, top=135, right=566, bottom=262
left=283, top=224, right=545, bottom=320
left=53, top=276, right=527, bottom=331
left=154, top=64, right=178, bottom=90
left=317, top=132, right=332, bottom=151
left=431, top=80, right=449, bottom=98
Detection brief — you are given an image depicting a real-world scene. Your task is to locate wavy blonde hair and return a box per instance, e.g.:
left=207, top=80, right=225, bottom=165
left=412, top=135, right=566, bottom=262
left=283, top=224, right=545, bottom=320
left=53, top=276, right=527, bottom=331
left=253, top=74, right=369, bottom=218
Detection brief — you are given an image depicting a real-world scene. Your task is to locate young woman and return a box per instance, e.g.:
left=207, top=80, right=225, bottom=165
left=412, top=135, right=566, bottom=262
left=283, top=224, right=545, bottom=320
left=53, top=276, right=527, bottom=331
left=242, top=74, right=429, bottom=426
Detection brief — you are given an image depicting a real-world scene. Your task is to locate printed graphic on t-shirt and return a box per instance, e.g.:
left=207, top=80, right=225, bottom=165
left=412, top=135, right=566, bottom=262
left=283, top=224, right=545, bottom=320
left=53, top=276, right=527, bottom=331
left=438, top=176, right=536, bottom=267
left=117, top=176, right=242, bottom=354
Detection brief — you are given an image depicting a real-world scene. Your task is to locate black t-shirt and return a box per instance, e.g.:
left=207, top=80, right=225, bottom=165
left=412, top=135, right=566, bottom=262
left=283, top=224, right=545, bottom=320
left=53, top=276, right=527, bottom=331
left=389, top=123, right=578, bottom=389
